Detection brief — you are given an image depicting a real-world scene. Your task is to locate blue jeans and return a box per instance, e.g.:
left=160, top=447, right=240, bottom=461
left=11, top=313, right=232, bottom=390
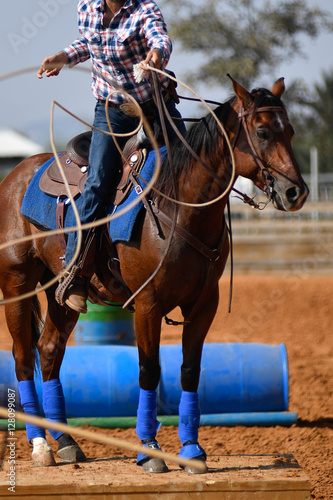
left=65, top=98, right=186, bottom=266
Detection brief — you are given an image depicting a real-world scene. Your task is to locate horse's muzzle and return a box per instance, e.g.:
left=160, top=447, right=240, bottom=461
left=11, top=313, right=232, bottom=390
left=272, top=181, right=309, bottom=212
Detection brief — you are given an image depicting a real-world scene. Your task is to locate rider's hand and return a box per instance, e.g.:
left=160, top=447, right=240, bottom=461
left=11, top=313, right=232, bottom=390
left=37, top=52, right=69, bottom=79
left=140, top=49, right=164, bottom=71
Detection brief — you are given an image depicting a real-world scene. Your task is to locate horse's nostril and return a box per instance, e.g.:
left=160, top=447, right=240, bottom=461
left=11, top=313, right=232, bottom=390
left=286, top=186, right=299, bottom=203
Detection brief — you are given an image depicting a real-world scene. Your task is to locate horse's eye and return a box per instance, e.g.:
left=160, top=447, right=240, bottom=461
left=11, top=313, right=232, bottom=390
left=256, top=128, right=270, bottom=141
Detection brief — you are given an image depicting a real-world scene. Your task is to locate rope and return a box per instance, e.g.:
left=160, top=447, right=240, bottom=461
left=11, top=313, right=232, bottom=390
left=121, top=64, right=237, bottom=309
left=122, top=63, right=180, bottom=308
left=0, top=68, right=162, bottom=306
left=0, top=64, right=238, bottom=306
left=131, top=65, right=237, bottom=208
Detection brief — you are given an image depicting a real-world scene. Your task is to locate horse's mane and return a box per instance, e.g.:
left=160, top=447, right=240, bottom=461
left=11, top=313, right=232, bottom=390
left=153, top=100, right=232, bottom=201
left=154, top=87, right=285, bottom=202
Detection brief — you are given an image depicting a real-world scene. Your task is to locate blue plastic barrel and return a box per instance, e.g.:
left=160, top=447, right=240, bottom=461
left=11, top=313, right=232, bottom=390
left=0, top=349, right=17, bottom=413
left=159, top=343, right=288, bottom=414
left=74, top=303, right=136, bottom=346
left=0, top=343, right=288, bottom=418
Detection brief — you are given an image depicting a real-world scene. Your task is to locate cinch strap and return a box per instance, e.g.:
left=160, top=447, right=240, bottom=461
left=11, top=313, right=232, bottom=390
left=18, top=380, right=45, bottom=441
left=178, top=391, right=201, bottom=445
left=136, top=389, right=161, bottom=441
left=42, top=379, right=67, bottom=440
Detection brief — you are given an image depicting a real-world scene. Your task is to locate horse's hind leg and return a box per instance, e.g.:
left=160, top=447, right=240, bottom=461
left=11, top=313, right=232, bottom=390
left=3, top=286, right=56, bottom=466
left=36, top=281, right=86, bottom=463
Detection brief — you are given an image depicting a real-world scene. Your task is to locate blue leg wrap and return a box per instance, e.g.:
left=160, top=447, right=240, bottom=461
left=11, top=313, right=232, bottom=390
left=136, top=389, right=162, bottom=465
left=42, top=379, right=67, bottom=440
left=179, top=442, right=207, bottom=461
left=178, top=391, right=206, bottom=460
left=18, top=380, right=45, bottom=441
left=178, top=391, right=200, bottom=445
left=136, top=389, right=161, bottom=441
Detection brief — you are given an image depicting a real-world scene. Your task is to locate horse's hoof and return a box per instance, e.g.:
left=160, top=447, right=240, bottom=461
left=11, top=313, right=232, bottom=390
left=56, top=444, right=87, bottom=463
left=32, top=449, right=57, bottom=467
left=57, top=434, right=87, bottom=463
left=32, top=438, right=56, bottom=467
left=179, top=442, right=208, bottom=474
left=141, top=457, right=169, bottom=473
left=137, top=440, right=169, bottom=473
left=184, top=455, right=208, bottom=474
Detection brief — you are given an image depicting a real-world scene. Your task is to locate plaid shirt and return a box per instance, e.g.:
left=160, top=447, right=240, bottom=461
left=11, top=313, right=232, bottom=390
left=63, top=0, right=172, bottom=104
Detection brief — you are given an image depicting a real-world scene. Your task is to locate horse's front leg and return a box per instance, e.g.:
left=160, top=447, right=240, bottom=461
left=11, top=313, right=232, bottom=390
left=178, top=284, right=220, bottom=474
left=36, top=284, right=86, bottom=464
left=134, top=300, right=168, bottom=473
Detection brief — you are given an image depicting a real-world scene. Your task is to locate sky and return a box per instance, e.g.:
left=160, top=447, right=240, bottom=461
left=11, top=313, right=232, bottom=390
left=1, top=0, right=333, bottom=148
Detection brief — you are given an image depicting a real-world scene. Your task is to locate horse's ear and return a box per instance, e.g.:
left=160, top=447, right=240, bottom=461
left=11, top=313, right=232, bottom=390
left=271, top=78, right=285, bottom=98
left=227, top=74, right=254, bottom=109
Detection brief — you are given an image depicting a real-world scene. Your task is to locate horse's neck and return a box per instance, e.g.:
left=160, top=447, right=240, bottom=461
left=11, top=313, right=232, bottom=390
left=175, top=158, right=230, bottom=247
left=163, top=102, right=238, bottom=245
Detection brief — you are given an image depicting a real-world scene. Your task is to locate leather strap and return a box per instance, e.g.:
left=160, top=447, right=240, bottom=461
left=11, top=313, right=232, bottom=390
left=55, top=264, right=82, bottom=307
left=151, top=204, right=222, bottom=262
left=56, top=200, right=67, bottom=256
left=130, top=175, right=162, bottom=236
left=54, top=222, right=98, bottom=307
left=183, top=218, right=227, bottom=324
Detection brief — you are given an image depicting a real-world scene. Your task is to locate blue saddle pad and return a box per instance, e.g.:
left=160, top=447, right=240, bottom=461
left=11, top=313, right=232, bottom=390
left=21, top=147, right=166, bottom=243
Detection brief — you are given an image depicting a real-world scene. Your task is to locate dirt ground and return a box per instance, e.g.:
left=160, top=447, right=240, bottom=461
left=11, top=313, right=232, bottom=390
left=0, top=273, right=332, bottom=499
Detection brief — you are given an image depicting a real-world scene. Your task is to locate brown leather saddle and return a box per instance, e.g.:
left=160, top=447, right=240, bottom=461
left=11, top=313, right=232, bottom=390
left=39, top=131, right=146, bottom=207
left=40, top=131, right=147, bottom=311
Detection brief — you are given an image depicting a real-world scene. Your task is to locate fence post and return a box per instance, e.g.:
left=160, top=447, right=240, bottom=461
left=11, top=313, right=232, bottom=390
left=310, top=146, right=318, bottom=203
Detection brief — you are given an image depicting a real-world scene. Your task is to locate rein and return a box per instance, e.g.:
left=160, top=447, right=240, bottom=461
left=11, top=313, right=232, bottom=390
left=161, top=95, right=281, bottom=211
left=123, top=72, right=285, bottom=319
left=165, top=82, right=289, bottom=212
left=122, top=69, right=235, bottom=313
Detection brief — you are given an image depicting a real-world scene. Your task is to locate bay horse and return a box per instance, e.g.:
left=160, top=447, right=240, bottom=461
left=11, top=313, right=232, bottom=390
left=0, top=77, right=308, bottom=472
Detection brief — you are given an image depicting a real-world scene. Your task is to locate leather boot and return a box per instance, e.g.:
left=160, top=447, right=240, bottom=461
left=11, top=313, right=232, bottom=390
left=64, top=276, right=88, bottom=314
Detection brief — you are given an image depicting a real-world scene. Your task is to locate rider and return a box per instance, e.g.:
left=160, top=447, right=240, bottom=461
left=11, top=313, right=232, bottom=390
left=37, top=0, right=186, bottom=314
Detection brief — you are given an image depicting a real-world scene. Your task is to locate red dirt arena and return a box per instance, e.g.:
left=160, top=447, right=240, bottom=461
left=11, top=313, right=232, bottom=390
left=0, top=271, right=332, bottom=499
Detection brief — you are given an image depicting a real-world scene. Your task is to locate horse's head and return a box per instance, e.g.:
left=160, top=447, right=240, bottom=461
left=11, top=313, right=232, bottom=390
left=228, top=75, right=309, bottom=212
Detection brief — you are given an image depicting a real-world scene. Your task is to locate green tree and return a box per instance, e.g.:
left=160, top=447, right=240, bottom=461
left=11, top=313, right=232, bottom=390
left=289, top=71, right=333, bottom=173
left=162, top=0, right=333, bottom=89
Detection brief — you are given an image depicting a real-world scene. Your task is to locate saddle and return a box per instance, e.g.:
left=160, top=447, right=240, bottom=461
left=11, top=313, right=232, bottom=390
left=39, top=131, right=147, bottom=310
left=39, top=131, right=146, bottom=207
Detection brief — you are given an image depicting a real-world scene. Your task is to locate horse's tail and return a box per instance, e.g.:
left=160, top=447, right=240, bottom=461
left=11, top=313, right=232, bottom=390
left=31, top=295, right=43, bottom=371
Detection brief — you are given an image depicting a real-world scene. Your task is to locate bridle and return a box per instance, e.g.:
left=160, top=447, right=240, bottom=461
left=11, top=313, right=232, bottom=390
left=147, top=66, right=288, bottom=210
left=232, top=104, right=288, bottom=209
left=155, top=78, right=289, bottom=210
